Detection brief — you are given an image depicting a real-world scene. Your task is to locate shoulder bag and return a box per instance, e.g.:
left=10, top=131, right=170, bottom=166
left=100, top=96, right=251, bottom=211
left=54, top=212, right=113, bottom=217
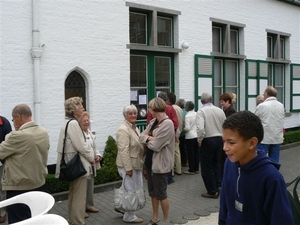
left=59, top=119, right=87, bottom=182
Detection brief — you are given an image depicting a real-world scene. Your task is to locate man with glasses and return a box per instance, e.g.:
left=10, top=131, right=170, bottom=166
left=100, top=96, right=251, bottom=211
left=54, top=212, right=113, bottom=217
left=0, top=104, right=50, bottom=224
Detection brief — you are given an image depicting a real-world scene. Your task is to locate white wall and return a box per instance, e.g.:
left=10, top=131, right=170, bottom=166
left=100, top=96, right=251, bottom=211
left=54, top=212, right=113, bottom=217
left=0, top=0, right=299, bottom=164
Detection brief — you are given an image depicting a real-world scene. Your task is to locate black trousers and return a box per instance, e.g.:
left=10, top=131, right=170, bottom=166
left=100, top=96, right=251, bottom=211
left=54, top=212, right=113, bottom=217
left=179, top=136, right=188, bottom=165
left=199, top=136, right=222, bottom=195
left=6, top=185, right=45, bottom=224
left=185, top=138, right=199, bottom=172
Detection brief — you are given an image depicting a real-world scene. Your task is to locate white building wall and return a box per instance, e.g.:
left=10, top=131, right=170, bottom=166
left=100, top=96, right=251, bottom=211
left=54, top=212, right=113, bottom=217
left=0, top=0, right=299, bottom=164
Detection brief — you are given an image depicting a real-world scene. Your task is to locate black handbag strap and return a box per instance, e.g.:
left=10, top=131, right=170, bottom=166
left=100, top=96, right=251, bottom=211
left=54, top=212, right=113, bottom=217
left=61, top=119, right=74, bottom=164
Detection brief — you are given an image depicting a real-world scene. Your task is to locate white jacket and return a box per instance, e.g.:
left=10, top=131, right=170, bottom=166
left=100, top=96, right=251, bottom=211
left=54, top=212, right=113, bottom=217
left=184, top=110, right=197, bottom=139
left=255, top=97, right=285, bottom=144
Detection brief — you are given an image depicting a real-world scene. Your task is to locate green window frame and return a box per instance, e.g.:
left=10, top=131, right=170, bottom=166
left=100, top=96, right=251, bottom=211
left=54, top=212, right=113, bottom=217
left=290, top=64, right=300, bottom=112
left=130, top=50, right=174, bottom=122
left=245, top=60, right=269, bottom=111
left=194, top=54, right=240, bottom=111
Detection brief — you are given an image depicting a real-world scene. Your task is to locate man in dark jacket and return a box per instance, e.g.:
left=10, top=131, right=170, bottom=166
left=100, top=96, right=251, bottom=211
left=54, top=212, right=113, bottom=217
left=0, top=115, right=12, bottom=223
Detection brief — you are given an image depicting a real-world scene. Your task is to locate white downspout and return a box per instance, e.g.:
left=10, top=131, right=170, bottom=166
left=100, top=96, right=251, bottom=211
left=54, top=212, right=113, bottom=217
left=31, top=0, right=43, bottom=125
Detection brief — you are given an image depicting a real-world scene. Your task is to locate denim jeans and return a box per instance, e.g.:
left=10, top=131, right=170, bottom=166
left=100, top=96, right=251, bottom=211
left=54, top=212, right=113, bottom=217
left=257, top=143, right=281, bottom=163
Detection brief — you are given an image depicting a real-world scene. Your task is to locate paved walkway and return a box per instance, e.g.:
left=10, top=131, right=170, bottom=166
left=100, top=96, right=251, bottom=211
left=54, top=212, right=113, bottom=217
left=49, top=145, right=300, bottom=225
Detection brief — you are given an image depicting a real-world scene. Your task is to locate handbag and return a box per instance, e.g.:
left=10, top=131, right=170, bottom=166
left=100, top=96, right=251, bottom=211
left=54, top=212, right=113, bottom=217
left=59, top=119, right=87, bottom=182
left=114, top=175, right=146, bottom=212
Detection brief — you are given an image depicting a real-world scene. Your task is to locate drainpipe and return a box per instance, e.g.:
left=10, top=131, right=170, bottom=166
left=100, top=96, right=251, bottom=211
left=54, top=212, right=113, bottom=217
left=31, top=0, right=43, bottom=125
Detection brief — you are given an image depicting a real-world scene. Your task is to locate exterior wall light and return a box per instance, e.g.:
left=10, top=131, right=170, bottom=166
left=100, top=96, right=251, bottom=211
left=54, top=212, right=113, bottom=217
left=181, top=42, right=189, bottom=49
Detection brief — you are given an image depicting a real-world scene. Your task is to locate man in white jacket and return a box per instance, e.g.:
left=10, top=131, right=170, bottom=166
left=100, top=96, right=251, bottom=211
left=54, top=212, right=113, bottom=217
left=255, top=86, right=285, bottom=163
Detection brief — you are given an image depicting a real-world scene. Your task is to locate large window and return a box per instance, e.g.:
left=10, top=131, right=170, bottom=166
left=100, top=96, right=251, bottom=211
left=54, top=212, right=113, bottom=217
left=127, top=3, right=179, bottom=124
left=209, top=18, right=245, bottom=109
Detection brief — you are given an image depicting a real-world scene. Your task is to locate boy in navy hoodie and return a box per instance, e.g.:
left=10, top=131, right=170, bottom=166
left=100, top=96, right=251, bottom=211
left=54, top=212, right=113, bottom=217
left=219, top=111, right=294, bottom=225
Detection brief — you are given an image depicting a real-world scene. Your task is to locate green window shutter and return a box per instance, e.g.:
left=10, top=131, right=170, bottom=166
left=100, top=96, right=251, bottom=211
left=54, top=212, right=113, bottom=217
left=290, top=64, right=300, bottom=112
left=194, top=54, right=214, bottom=111
left=245, top=60, right=268, bottom=111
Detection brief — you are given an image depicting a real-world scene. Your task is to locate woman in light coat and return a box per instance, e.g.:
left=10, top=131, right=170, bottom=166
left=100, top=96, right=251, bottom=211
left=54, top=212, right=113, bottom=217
left=115, top=105, right=144, bottom=223
left=55, top=97, right=94, bottom=225
left=79, top=111, right=102, bottom=218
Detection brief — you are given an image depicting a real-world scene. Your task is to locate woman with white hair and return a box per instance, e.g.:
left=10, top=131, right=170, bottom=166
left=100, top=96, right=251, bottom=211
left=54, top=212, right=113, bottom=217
left=115, top=105, right=144, bottom=223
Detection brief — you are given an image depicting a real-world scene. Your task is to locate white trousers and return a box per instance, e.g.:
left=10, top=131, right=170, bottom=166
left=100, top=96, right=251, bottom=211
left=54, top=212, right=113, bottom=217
left=117, top=167, right=143, bottom=222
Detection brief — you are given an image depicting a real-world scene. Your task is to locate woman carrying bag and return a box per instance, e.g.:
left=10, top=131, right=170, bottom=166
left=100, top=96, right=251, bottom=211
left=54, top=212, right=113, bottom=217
left=115, top=105, right=144, bottom=223
left=55, top=97, right=94, bottom=225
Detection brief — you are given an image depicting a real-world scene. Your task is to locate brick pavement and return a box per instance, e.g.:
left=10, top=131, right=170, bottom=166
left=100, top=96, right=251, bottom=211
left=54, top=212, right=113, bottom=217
left=49, top=144, right=300, bottom=225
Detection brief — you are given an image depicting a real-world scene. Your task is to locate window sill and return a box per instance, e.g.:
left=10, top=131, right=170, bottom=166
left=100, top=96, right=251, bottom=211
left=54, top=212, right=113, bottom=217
left=266, top=58, right=291, bottom=64
left=210, top=52, right=246, bottom=59
left=127, top=44, right=182, bottom=53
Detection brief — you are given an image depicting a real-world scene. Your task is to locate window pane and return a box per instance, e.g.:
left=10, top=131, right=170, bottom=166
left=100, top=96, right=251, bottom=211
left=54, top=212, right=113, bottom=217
left=130, top=55, right=147, bottom=87
left=155, top=57, right=171, bottom=88
left=65, top=71, right=86, bottom=109
left=213, top=87, right=222, bottom=106
left=230, top=30, right=238, bottom=54
left=212, top=27, right=221, bottom=52
left=214, top=59, right=222, bottom=87
left=157, top=17, right=172, bottom=46
left=130, top=12, right=147, bottom=44
left=274, top=64, right=284, bottom=86
left=225, top=60, right=238, bottom=86
left=267, top=36, right=272, bottom=58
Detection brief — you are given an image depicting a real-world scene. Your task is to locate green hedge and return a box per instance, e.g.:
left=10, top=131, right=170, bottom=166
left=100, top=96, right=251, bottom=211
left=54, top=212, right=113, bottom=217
left=45, top=135, right=121, bottom=194
left=283, top=129, right=300, bottom=145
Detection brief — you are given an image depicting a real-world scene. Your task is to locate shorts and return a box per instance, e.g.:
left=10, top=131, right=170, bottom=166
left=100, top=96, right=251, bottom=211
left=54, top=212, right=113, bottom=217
left=146, top=170, right=168, bottom=200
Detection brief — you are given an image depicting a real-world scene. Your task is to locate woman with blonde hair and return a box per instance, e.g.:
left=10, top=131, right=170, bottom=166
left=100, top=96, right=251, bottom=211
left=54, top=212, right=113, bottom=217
left=140, top=97, right=175, bottom=225
left=56, top=97, right=94, bottom=225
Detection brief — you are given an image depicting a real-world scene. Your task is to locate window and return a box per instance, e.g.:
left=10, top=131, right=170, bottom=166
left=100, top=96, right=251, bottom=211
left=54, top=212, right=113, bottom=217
left=268, top=63, right=285, bottom=104
left=127, top=3, right=179, bottom=125
left=157, top=16, right=172, bottom=47
left=214, top=59, right=239, bottom=107
left=65, top=71, right=87, bottom=109
left=130, top=12, right=147, bottom=44
left=211, top=18, right=245, bottom=57
left=266, top=29, right=290, bottom=62
left=208, top=18, right=244, bottom=109
left=127, top=2, right=181, bottom=53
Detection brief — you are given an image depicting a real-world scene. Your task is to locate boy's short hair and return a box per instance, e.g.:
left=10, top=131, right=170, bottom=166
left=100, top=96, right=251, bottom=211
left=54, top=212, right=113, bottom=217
left=222, top=110, right=263, bottom=143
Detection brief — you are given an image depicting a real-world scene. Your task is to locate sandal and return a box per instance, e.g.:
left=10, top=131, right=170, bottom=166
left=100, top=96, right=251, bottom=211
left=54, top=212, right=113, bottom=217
left=148, top=219, right=160, bottom=225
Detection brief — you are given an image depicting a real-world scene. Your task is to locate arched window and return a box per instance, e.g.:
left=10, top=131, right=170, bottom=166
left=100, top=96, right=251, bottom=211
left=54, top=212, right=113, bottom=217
left=65, top=71, right=87, bottom=109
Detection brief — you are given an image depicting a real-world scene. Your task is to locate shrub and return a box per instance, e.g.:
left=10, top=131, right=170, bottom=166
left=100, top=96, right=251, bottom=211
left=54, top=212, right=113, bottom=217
left=45, top=135, right=121, bottom=194
left=283, top=129, right=300, bottom=145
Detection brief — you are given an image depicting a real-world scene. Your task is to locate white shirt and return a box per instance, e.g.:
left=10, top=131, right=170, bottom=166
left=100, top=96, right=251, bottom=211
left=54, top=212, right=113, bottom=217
left=255, top=97, right=285, bottom=144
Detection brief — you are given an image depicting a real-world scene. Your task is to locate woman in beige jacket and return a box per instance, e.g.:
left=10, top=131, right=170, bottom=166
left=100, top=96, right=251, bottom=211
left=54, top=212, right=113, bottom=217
left=115, top=105, right=144, bottom=223
left=56, top=97, right=94, bottom=225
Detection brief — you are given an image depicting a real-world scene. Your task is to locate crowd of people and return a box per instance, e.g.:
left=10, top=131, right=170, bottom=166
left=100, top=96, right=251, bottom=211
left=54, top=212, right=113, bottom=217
left=0, top=85, right=294, bottom=225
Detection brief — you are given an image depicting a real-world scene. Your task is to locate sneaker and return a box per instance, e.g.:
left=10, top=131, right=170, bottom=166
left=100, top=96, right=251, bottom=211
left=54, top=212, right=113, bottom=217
left=183, top=171, right=195, bottom=175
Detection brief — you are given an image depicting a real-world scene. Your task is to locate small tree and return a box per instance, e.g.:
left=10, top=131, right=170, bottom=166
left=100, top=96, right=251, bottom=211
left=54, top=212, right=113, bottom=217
left=94, top=135, right=121, bottom=184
